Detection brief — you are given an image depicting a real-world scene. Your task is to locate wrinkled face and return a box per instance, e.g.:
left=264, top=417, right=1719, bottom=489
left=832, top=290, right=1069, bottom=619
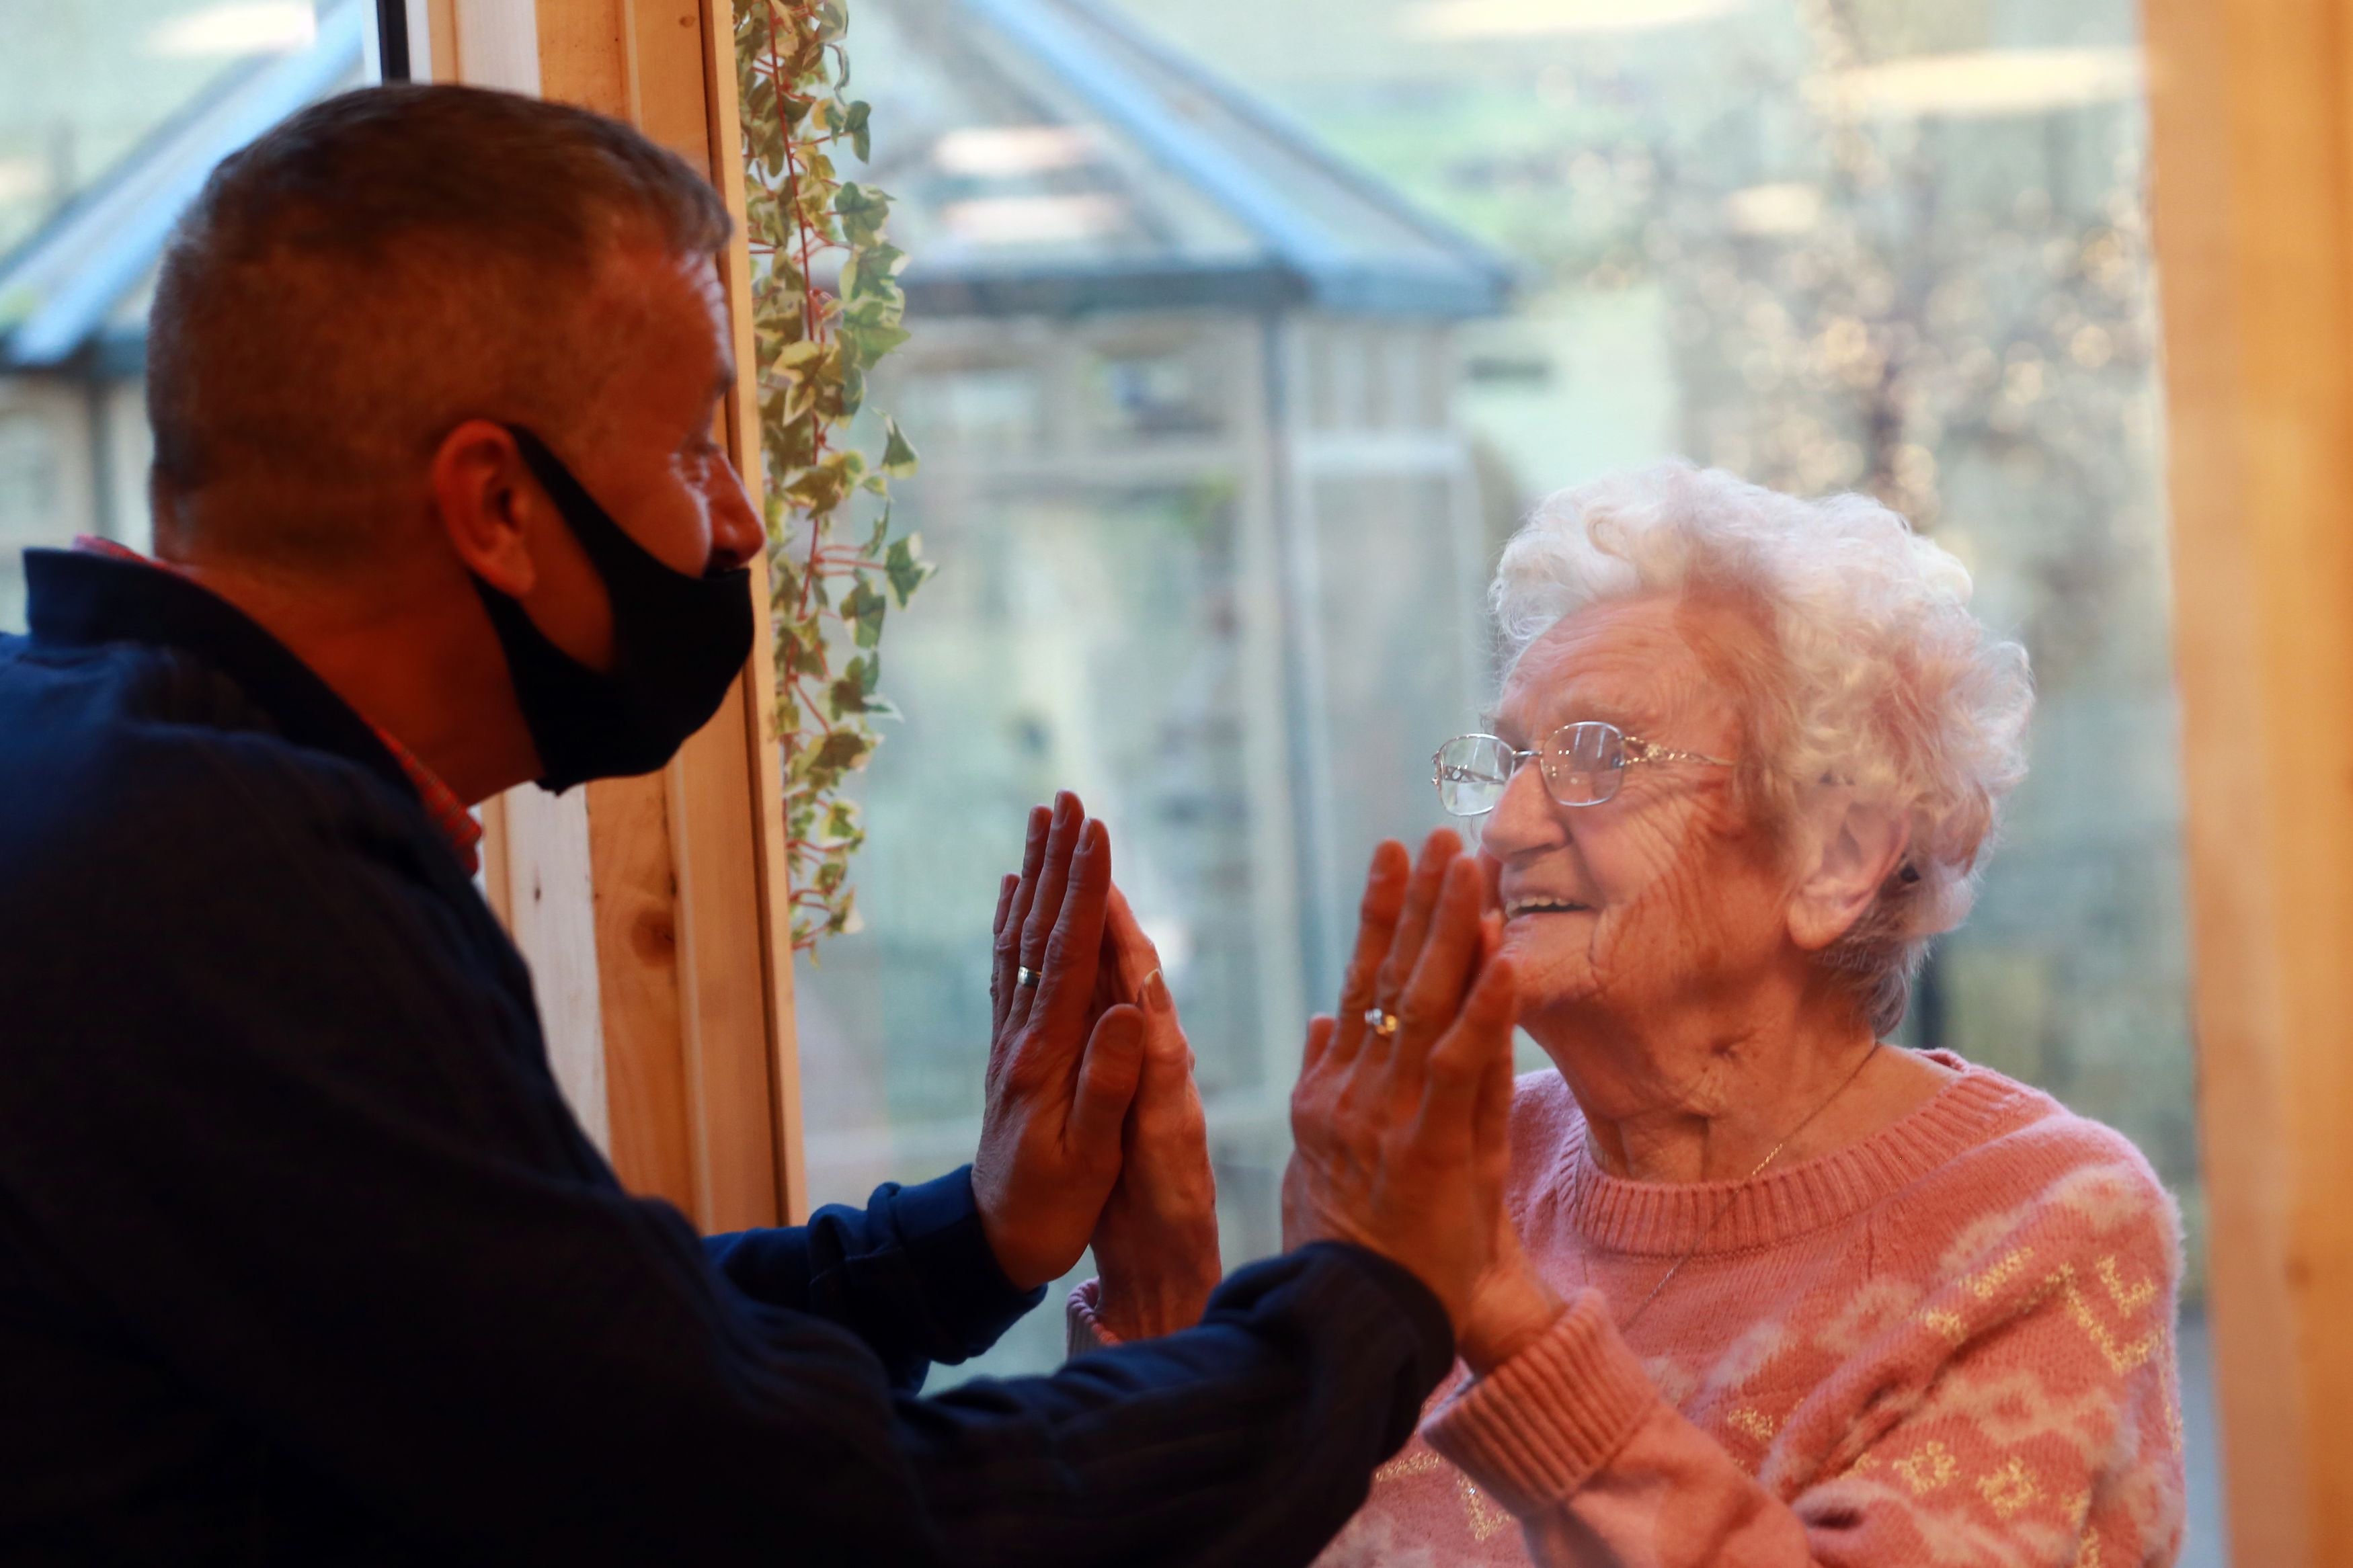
left=1478, top=595, right=1796, bottom=1034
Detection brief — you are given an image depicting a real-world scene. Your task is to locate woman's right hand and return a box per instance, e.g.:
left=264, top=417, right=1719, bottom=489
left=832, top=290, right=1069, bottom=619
left=1088, top=889, right=1222, bottom=1340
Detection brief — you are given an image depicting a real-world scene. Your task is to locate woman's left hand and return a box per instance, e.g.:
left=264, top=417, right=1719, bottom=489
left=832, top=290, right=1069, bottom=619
left=1088, top=889, right=1222, bottom=1340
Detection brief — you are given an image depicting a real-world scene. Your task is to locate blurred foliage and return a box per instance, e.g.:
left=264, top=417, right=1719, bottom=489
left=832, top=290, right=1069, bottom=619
left=735, top=0, right=932, bottom=948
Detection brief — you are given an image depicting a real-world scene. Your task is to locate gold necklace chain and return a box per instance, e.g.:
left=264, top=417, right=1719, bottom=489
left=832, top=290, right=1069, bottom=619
left=1609, top=1039, right=1884, bottom=1337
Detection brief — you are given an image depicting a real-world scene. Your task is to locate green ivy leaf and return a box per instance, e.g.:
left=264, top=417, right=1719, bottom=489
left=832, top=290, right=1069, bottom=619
left=879, top=417, right=918, bottom=474
left=883, top=533, right=932, bottom=606
left=843, top=579, right=888, bottom=648
left=739, top=0, right=924, bottom=952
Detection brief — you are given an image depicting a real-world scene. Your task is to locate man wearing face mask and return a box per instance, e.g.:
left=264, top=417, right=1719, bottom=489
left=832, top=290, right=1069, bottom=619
left=0, top=87, right=1525, bottom=1565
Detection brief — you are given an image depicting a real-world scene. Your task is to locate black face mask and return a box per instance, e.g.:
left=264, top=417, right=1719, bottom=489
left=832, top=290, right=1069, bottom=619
left=473, top=426, right=755, bottom=793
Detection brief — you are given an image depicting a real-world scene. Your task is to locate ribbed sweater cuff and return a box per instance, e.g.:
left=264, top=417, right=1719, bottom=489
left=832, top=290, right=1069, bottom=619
left=1421, top=1289, right=1657, bottom=1516
left=1066, top=1276, right=1118, bottom=1358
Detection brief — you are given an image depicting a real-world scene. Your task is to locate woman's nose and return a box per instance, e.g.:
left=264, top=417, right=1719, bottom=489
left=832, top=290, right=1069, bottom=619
left=1477, top=756, right=1566, bottom=860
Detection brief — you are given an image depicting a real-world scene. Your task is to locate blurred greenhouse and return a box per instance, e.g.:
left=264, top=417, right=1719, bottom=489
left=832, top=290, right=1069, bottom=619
left=796, top=15, right=2211, bottom=1549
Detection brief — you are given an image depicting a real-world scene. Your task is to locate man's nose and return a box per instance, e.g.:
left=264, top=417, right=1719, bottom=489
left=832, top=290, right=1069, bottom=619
left=706, top=455, right=765, bottom=573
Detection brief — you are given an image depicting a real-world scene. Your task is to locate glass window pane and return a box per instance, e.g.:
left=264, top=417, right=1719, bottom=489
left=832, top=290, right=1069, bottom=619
left=785, top=16, right=2221, bottom=1555
left=0, top=1, right=376, bottom=630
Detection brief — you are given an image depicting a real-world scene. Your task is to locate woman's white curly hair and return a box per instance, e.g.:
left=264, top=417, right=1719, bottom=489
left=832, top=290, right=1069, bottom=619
left=1490, top=460, right=2034, bottom=1034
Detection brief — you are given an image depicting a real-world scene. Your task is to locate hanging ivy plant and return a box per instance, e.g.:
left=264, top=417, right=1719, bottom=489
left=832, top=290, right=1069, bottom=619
left=734, top=0, right=931, bottom=948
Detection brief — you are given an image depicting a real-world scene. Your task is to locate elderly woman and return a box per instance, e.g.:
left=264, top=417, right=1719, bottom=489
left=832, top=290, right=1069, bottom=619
left=1075, top=462, right=2184, bottom=1567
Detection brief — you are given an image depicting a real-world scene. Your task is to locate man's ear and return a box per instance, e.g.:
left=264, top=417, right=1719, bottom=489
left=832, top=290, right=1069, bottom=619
left=432, top=420, right=539, bottom=597
left=1787, top=792, right=1910, bottom=952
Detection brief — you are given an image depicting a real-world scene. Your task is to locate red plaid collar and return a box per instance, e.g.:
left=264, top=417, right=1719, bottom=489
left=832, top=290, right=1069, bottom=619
left=72, top=536, right=484, bottom=874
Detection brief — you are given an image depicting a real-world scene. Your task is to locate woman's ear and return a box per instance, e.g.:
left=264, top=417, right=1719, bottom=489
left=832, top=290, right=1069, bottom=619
left=1787, top=794, right=1909, bottom=952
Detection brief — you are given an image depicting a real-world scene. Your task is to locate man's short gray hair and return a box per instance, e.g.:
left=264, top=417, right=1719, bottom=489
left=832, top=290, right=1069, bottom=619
left=1490, top=460, right=2034, bottom=1034
left=147, top=84, right=731, bottom=567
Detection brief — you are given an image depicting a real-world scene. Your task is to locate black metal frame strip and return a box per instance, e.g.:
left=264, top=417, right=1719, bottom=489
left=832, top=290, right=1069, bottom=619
left=376, top=0, right=413, bottom=82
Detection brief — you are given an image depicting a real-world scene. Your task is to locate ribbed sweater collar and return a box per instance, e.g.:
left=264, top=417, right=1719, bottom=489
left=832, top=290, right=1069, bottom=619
left=1543, top=1055, right=2043, bottom=1257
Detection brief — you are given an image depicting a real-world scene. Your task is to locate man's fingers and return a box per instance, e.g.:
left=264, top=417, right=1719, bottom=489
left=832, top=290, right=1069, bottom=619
left=989, top=872, right=1021, bottom=1043
left=1068, top=1002, right=1148, bottom=1168
left=1029, top=817, right=1114, bottom=1058
left=1010, top=792, right=1085, bottom=1032
left=1418, top=955, right=1519, bottom=1135
left=1330, top=841, right=1412, bottom=1070
left=1021, top=791, right=1085, bottom=960
left=996, top=806, right=1052, bottom=1035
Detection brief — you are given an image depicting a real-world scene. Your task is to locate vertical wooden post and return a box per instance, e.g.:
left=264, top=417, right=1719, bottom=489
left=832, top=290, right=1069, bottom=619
left=531, top=0, right=804, bottom=1231
left=439, top=0, right=803, bottom=1229
left=2142, top=0, right=2353, bottom=1560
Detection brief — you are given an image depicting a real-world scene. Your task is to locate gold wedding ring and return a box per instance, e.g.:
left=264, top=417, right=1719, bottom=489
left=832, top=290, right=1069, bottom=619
left=1363, top=1007, right=1400, bottom=1038
left=1016, top=965, right=1042, bottom=988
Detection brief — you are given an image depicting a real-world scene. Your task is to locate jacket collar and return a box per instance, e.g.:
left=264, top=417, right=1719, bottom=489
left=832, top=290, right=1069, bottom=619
left=23, top=546, right=421, bottom=808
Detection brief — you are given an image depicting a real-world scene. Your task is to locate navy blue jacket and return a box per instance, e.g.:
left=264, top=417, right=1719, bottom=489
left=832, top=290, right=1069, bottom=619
left=0, top=548, right=1452, bottom=1566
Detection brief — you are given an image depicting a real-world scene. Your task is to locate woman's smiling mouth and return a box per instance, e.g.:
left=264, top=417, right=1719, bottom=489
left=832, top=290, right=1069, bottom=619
left=1504, top=897, right=1593, bottom=918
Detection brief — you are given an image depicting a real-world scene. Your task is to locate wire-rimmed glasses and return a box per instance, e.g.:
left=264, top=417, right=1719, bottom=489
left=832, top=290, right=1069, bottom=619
left=1432, top=722, right=1732, bottom=817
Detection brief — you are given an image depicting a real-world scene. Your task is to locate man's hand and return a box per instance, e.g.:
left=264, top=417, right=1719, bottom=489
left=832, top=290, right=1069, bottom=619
left=1283, top=831, right=1519, bottom=1330
left=1088, top=889, right=1222, bottom=1340
left=972, top=793, right=1148, bottom=1292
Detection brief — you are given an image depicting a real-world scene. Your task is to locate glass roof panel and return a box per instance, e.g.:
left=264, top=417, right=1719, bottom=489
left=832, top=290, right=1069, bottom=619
left=844, top=0, right=1508, bottom=314
left=0, top=3, right=337, bottom=259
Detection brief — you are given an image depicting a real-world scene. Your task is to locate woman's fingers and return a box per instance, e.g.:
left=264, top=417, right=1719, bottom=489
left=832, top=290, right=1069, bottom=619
left=1330, top=841, right=1412, bottom=1071
left=1129, top=969, right=1205, bottom=1164
left=1367, top=829, right=1464, bottom=1060
left=1067, top=1001, right=1148, bottom=1168
left=1300, top=1014, right=1338, bottom=1077
left=1104, top=884, right=1162, bottom=1001
left=1417, top=955, right=1519, bottom=1140
left=1398, top=858, right=1490, bottom=1048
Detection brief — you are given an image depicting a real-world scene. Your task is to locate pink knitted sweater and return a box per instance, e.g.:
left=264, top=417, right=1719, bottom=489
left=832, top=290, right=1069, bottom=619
left=1072, top=1053, right=2186, bottom=1567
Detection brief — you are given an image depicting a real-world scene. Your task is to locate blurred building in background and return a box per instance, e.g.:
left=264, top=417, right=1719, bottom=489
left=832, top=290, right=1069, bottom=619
left=803, top=15, right=2212, bottom=1554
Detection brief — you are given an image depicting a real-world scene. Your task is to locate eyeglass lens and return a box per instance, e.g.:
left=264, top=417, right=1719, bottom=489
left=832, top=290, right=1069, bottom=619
left=1433, top=723, right=1628, bottom=817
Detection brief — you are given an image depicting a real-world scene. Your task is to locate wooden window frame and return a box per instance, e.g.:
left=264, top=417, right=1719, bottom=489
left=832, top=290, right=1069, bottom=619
left=407, top=0, right=806, bottom=1231
left=2144, top=1, right=2353, bottom=1559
